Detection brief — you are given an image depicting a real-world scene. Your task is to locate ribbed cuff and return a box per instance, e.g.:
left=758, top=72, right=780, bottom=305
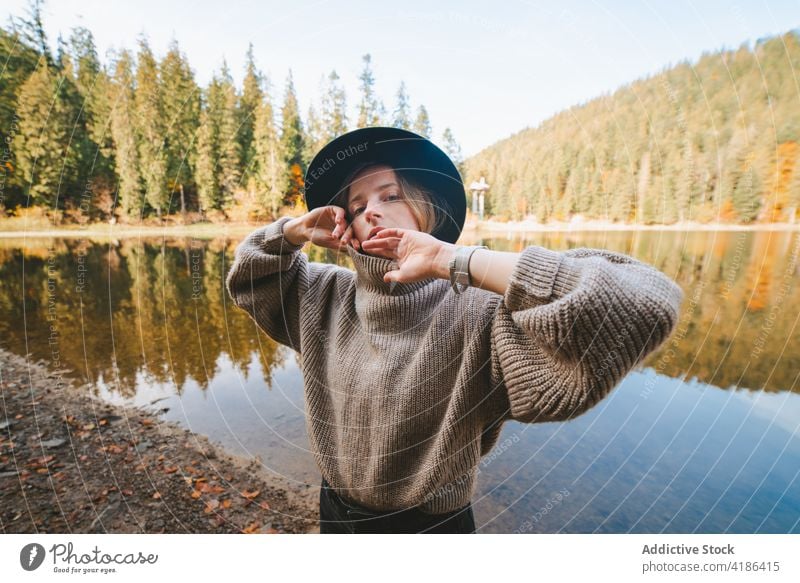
left=256, top=216, right=305, bottom=254
left=504, top=245, right=583, bottom=311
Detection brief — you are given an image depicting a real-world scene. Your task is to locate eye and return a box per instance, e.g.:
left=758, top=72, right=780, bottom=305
left=353, top=207, right=364, bottom=215
left=385, top=194, right=400, bottom=201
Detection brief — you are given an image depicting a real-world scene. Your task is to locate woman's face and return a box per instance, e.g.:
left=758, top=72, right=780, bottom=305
left=345, top=165, right=420, bottom=252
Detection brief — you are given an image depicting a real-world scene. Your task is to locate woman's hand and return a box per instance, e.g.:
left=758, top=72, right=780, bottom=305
left=360, top=228, right=455, bottom=284
left=286, top=206, right=358, bottom=251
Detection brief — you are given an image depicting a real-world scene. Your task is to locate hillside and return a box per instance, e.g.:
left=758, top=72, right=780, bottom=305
left=464, top=31, right=800, bottom=225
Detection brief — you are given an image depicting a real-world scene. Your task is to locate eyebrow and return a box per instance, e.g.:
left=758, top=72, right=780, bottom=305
left=349, top=182, right=398, bottom=208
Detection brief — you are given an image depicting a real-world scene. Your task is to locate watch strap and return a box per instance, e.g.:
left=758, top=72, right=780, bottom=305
left=449, top=245, right=487, bottom=294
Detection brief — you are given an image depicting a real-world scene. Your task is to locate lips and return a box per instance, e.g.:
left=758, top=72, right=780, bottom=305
left=366, top=226, right=384, bottom=241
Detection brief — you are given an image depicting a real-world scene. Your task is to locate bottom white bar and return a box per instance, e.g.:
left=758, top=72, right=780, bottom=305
left=1, top=534, right=796, bottom=582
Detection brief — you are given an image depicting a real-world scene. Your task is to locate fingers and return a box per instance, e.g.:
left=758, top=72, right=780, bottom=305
left=370, top=228, right=400, bottom=239
left=340, top=222, right=361, bottom=250
left=330, top=207, right=347, bottom=238
left=361, top=236, right=401, bottom=249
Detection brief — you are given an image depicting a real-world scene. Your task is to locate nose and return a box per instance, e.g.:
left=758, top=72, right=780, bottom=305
left=364, top=201, right=383, bottom=222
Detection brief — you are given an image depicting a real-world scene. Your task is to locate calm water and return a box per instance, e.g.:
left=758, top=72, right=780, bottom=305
left=1, top=228, right=799, bottom=533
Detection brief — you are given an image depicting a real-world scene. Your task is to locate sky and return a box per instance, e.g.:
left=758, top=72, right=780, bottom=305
left=2, top=0, right=799, bottom=158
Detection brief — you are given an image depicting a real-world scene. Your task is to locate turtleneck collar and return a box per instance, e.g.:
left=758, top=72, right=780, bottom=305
left=345, top=244, right=437, bottom=295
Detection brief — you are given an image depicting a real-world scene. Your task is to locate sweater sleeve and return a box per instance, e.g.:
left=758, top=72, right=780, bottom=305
left=225, top=216, right=334, bottom=354
left=489, top=245, right=684, bottom=424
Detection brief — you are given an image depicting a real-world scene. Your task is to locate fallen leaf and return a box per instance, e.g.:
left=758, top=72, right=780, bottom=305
left=241, top=522, right=260, bottom=534
left=259, top=501, right=271, bottom=511
left=191, top=490, right=202, bottom=499
left=152, top=492, right=161, bottom=499
left=242, top=489, right=260, bottom=500
left=221, top=499, right=231, bottom=509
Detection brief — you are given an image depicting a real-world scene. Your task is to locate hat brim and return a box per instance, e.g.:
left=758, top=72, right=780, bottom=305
left=302, top=127, right=466, bottom=244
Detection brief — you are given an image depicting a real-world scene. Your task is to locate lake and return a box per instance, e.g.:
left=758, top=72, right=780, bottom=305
left=1, top=227, right=798, bottom=533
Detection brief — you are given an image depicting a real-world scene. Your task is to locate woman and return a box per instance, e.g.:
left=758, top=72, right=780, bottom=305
left=225, top=127, right=684, bottom=534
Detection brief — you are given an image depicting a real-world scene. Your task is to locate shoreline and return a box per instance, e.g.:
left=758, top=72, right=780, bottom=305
left=0, top=219, right=798, bottom=238
left=0, top=348, right=320, bottom=534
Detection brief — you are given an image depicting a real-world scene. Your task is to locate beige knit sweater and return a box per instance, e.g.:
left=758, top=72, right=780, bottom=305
left=225, top=216, right=684, bottom=514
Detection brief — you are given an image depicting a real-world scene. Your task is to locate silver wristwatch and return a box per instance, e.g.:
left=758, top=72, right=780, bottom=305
left=448, top=245, right=487, bottom=294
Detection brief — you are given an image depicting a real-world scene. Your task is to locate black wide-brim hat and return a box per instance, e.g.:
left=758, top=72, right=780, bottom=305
left=302, top=126, right=466, bottom=244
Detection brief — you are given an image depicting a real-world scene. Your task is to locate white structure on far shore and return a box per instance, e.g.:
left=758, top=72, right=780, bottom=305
left=469, top=176, right=489, bottom=221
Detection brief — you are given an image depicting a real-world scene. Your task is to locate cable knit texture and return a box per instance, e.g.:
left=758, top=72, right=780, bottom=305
left=225, top=216, right=684, bottom=514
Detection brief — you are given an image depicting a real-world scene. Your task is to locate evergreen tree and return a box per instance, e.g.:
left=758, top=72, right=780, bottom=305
left=0, top=28, right=40, bottom=208
left=441, top=127, right=464, bottom=179
left=134, top=38, right=168, bottom=216
left=195, top=102, right=219, bottom=212
left=53, top=36, right=95, bottom=210
left=357, top=53, right=382, bottom=128
left=279, top=69, right=305, bottom=206
left=13, top=57, right=79, bottom=208
left=391, top=81, right=411, bottom=130
left=68, top=26, right=114, bottom=179
left=160, top=39, right=200, bottom=214
left=303, top=101, right=325, bottom=168
left=253, top=80, right=284, bottom=218
left=320, top=69, right=348, bottom=140
left=10, top=0, right=51, bottom=64
left=413, top=105, right=432, bottom=138
left=217, top=62, right=242, bottom=207
left=108, top=49, right=145, bottom=218
left=239, top=44, right=262, bottom=187
left=732, top=163, right=762, bottom=222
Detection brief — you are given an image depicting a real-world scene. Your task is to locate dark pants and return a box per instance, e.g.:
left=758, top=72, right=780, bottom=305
left=319, top=477, right=476, bottom=534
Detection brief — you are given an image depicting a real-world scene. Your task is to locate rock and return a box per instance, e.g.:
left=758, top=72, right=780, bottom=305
left=134, top=441, right=152, bottom=453
left=41, top=438, right=67, bottom=448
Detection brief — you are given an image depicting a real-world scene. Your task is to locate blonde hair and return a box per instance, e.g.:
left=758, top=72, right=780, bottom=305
left=335, top=162, right=445, bottom=235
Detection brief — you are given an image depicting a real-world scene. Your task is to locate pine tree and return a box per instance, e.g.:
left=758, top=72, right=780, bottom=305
left=195, top=102, right=219, bottom=212
left=13, top=57, right=79, bottom=208
left=10, top=0, right=51, bottom=64
left=108, top=49, right=145, bottom=218
left=238, top=44, right=262, bottom=188
left=253, top=79, right=285, bottom=218
left=68, top=26, right=114, bottom=180
left=134, top=37, right=168, bottom=216
left=0, top=27, right=40, bottom=208
left=441, top=127, right=464, bottom=179
left=391, top=81, right=411, bottom=130
left=303, top=102, right=325, bottom=168
left=53, top=36, right=95, bottom=211
left=160, top=39, right=200, bottom=215
left=280, top=69, right=305, bottom=206
left=732, top=163, right=762, bottom=222
left=321, top=70, right=348, bottom=139
left=413, top=105, right=431, bottom=138
left=217, top=62, right=242, bottom=207
left=357, top=54, right=382, bottom=128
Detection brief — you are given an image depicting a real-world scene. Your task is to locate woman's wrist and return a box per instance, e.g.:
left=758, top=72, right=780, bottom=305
left=283, top=218, right=307, bottom=246
left=433, top=242, right=458, bottom=280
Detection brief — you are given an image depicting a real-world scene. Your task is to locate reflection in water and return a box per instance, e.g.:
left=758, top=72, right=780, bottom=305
left=0, top=229, right=798, bottom=533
